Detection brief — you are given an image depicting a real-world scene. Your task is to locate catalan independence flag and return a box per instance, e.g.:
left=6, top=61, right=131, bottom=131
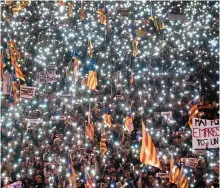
left=86, top=104, right=94, bottom=140
left=140, top=120, right=162, bottom=170
left=12, top=1, right=29, bottom=15
left=83, top=171, right=93, bottom=188
left=125, top=106, right=133, bottom=133
left=80, top=0, right=85, bottom=20
left=96, top=4, right=106, bottom=25
left=72, top=49, right=79, bottom=82
left=188, top=104, right=198, bottom=128
left=64, top=154, right=77, bottom=188
left=131, top=24, right=138, bottom=57
left=0, top=51, right=6, bottom=80
left=103, top=105, right=111, bottom=128
left=100, top=135, right=107, bottom=157
left=87, top=58, right=97, bottom=90
left=169, top=153, right=188, bottom=188
left=9, top=70, right=19, bottom=105
left=7, top=34, right=25, bottom=81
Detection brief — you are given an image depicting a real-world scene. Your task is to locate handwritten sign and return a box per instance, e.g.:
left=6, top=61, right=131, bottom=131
left=181, top=158, right=198, bottom=168
left=36, top=70, right=57, bottom=84
left=192, top=117, right=219, bottom=149
left=156, top=173, right=169, bottom=178
left=2, top=74, right=11, bottom=94
left=161, top=111, right=172, bottom=120
left=20, top=85, right=36, bottom=99
left=27, top=119, right=43, bottom=124
left=51, top=115, right=67, bottom=121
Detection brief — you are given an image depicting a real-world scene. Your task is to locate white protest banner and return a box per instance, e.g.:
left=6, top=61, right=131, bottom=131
left=36, top=70, right=57, bottom=84
left=20, top=85, right=36, bottom=99
left=192, top=117, right=219, bottom=149
left=27, top=119, right=43, bottom=124
left=2, top=74, right=11, bottom=94
left=155, top=173, right=169, bottom=178
left=181, top=158, right=198, bottom=168
left=51, top=115, right=67, bottom=121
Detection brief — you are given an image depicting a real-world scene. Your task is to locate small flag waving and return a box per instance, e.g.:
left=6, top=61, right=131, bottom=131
left=86, top=104, right=94, bottom=140
left=64, top=154, right=78, bottom=188
left=103, top=105, right=111, bottom=127
left=0, top=51, right=6, bottom=80
left=80, top=1, right=85, bottom=20
left=83, top=171, right=93, bottom=188
left=131, top=24, right=138, bottom=57
left=87, top=58, right=97, bottom=90
left=88, top=40, right=93, bottom=58
left=96, top=5, right=106, bottom=25
left=140, top=121, right=162, bottom=170
left=125, top=105, right=134, bottom=133
left=9, top=71, right=19, bottom=105
left=7, top=34, right=25, bottom=81
left=130, top=72, right=134, bottom=86
left=72, top=49, right=79, bottom=82
left=169, top=153, right=188, bottom=188
left=188, top=104, right=198, bottom=128
left=100, top=135, right=107, bottom=157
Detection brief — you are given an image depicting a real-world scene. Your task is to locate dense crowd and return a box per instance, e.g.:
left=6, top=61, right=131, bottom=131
left=1, top=1, right=219, bottom=188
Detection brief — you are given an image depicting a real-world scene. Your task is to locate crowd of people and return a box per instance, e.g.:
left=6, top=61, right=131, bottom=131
left=1, top=1, right=219, bottom=188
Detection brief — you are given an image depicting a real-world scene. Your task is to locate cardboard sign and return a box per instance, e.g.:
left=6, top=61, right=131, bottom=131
left=192, top=117, right=219, bottom=149
left=181, top=158, right=198, bottom=168
left=51, top=115, right=67, bottom=121
left=36, top=70, right=57, bottom=83
left=20, top=85, right=36, bottom=99
left=156, top=173, right=169, bottom=178
left=27, top=119, right=43, bottom=124
left=2, top=74, right=11, bottom=94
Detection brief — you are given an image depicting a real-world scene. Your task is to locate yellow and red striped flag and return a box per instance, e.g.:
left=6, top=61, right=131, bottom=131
left=103, top=105, right=111, bottom=127
left=88, top=40, right=93, bottom=58
left=0, top=51, right=6, bottom=80
left=100, top=135, right=107, bottom=157
left=86, top=104, right=94, bottom=140
left=84, top=171, right=93, bottom=188
left=80, top=1, right=85, bottom=20
left=132, top=38, right=138, bottom=57
left=12, top=1, right=29, bottom=15
left=130, top=72, right=134, bottom=86
left=169, top=153, right=188, bottom=188
left=9, top=47, right=25, bottom=81
left=178, top=166, right=189, bottom=188
left=96, top=7, right=106, bottom=25
left=68, top=2, right=73, bottom=17
left=9, top=71, right=19, bottom=105
left=72, top=49, right=79, bottom=82
left=125, top=116, right=133, bottom=133
left=140, top=120, right=162, bottom=170
left=87, top=58, right=97, bottom=90
left=188, top=104, right=198, bottom=128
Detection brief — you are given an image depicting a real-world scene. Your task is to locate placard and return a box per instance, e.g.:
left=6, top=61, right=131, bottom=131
left=181, top=158, right=198, bottom=168
left=161, top=111, right=172, bottom=119
left=20, top=85, right=36, bottom=99
left=36, top=70, right=57, bottom=83
left=27, top=119, right=43, bottom=124
left=51, top=115, right=67, bottom=121
left=155, top=173, right=169, bottom=178
left=192, top=117, right=219, bottom=149
left=2, top=74, right=11, bottom=94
